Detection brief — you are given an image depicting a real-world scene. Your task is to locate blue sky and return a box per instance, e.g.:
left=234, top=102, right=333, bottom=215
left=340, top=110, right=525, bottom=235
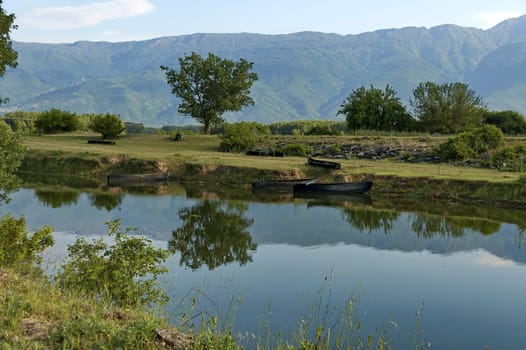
left=4, top=0, right=526, bottom=43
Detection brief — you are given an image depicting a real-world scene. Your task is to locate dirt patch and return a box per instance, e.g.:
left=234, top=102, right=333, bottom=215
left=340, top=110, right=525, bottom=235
left=20, top=317, right=55, bottom=341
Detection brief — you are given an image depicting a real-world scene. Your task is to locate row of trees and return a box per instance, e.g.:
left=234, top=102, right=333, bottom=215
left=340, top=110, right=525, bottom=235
left=4, top=108, right=126, bottom=139
left=337, top=83, right=526, bottom=134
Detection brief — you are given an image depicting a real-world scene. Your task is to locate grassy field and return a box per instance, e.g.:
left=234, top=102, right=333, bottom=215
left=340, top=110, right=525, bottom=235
left=23, top=133, right=523, bottom=183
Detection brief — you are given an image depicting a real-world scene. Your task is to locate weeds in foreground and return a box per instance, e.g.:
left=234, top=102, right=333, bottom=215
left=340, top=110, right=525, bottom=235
left=0, top=214, right=428, bottom=349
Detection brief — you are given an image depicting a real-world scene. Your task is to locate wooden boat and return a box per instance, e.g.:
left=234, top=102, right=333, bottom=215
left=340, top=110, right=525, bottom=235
left=307, top=157, right=341, bottom=169
left=252, top=178, right=317, bottom=190
left=107, top=173, right=169, bottom=186
left=293, top=181, right=373, bottom=194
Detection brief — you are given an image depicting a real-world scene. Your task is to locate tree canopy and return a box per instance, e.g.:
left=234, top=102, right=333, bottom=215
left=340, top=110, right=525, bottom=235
left=161, top=52, right=258, bottom=134
left=0, top=3, right=21, bottom=203
left=411, top=82, right=485, bottom=134
left=0, top=122, right=25, bottom=203
left=483, top=110, right=526, bottom=135
left=337, top=85, right=414, bottom=131
left=0, top=0, right=18, bottom=105
left=88, top=113, right=125, bottom=139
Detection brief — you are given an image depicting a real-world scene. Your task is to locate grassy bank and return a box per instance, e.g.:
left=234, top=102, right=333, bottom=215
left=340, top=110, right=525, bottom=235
left=0, top=268, right=190, bottom=349
left=20, top=133, right=526, bottom=207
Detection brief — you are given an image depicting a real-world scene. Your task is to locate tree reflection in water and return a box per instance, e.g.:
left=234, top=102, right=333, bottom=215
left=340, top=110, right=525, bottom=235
left=411, top=214, right=501, bottom=238
left=35, top=190, right=80, bottom=208
left=343, top=208, right=400, bottom=233
left=88, top=193, right=123, bottom=212
left=168, top=200, right=256, bottom=270
left=341, top=207, right=501, bottom=237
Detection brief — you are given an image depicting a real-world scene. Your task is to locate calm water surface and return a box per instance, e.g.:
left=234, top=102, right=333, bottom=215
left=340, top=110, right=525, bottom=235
left=2, top=183, right=526, bottom=350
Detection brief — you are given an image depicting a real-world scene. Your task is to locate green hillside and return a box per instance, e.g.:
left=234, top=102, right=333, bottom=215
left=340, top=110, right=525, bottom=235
left=1, top=16, right=525, bottom=125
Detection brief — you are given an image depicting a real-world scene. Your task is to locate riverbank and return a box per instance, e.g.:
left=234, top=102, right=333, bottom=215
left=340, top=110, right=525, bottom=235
left=20, top=133, right=526, bottom=208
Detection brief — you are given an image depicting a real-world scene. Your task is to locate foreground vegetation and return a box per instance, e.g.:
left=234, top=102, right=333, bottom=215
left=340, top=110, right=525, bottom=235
left=1, top=217, right=393, bottom=349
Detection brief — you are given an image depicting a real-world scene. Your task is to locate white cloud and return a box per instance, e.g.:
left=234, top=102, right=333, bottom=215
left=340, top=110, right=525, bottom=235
left=475, top=254, right=516, bottom=268
left=19, top=0, right=155, bottom=30
left=475, top=11, right=524, bottom=29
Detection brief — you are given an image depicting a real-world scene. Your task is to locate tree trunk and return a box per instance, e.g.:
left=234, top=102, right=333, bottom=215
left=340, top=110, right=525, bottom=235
left=203, top=120, right=211, bottom=134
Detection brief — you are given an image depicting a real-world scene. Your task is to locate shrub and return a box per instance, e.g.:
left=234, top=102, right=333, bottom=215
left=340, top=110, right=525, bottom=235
left=436, top=125, right=504, bottom=161
left=219, top=122, right=270, bottom=153
left=56, top=219, right=169, bottom=307
left=34, top=108, right=80, bottom=134
left=280, top=143, right=312, bottom=157
left=491, top=145, right=526, bottom=171
left=2, top=111, right=41, bottom=134
left=437, top=137, right=476, bottom=161
left=89, top=113, right=125, bottom=139
left=0, top=214, right=54, bottom=272
left=305, top=124, right=339, bottom=135
left=469, top=124, right=504, bottom=154
left=269, top=120, right=347, bottom=135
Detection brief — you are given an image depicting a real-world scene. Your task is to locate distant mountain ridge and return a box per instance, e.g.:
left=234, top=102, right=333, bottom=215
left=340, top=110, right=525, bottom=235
left=1, top=16, right=526, bottom=126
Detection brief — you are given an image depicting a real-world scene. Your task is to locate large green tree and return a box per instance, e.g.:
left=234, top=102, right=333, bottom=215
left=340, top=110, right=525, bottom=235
left=0, top=0, right=18, bottom=105
left=0, top=2, right=21, bottom=203
left=161, top=52, right=258, bottom=134
left=0, top=122, right=24, bottom=203
left=411, top=82, right=485, bottom=134
left=337, top=85, right=414, bottom=131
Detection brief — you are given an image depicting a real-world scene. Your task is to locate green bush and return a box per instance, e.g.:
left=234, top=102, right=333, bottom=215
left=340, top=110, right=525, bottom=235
left=437, top=137, right=476, bottom=161
left=0, top=215, right=54, bottom=272
left=469, top=124, right=504, bottom=154
left=436, top=125, right=504, bottom=161
left=305, top=124, right=339, bottom=135
left=89, top=113, right=125, bottom=139
left=34, top=108, right=80, bottom=134
left=219, top=122, right=270, bottom=152
left=56, top=219, right=169, bottom=307
left=2, top=111, right=41, bottom=134
left=491, top=145, right=526, bottom=171
left=280, top=143, right=312, bottom=157
left=269, top=120, right=346, bottom=135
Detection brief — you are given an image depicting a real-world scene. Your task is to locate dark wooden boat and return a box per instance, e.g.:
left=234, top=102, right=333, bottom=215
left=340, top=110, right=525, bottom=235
left=293, top=181, right=373, bottom=194
left=107, top=173, right=169, bottom=186
left=307, top=157, right=341, bottom=169
left=252, top=178, right=317, bottom=190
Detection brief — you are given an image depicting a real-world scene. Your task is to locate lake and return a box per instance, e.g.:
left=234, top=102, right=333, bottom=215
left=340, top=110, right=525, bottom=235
left=2, top=181, right=526, bottom=349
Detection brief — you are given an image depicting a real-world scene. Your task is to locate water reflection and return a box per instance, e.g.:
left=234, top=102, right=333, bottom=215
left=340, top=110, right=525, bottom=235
left=168, top=200, right=257, bottom=270
left=87, top=193, right=123, bottom=211
left=4, top=178, right=526, bottom=350
left=411, top=213, right=501, bottom=238
left=6, top=181, right=526, bottom=264
left=343, top=207, right=400, bottom=233
left=35, top=190, right=80, bottom=208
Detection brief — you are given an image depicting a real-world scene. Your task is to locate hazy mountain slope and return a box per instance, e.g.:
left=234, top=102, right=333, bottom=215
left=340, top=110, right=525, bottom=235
left=0, top=16, right=525, bottom=125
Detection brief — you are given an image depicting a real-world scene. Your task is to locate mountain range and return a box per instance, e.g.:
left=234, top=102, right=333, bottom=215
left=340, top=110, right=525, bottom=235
left=1, top=15, right=526, bottom=126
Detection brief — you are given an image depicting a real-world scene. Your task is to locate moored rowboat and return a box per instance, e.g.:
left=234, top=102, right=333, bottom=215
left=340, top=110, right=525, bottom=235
left=307, top=157, right=341, bottom=169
